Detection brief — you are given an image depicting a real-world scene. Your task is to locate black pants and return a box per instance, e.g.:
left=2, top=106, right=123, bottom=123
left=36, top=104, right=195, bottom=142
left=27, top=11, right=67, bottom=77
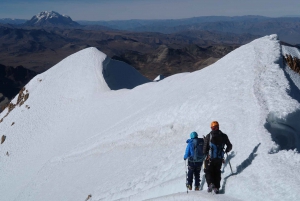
left=204, top=158, right=223, bottom=189
left=187, top=161, right=202, bottom=187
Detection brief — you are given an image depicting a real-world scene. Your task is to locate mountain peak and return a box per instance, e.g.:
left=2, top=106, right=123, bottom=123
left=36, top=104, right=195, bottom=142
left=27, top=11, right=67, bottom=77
left=25, top=11, right=79, bottom=27
left=35, top=11, right=70, bottom=21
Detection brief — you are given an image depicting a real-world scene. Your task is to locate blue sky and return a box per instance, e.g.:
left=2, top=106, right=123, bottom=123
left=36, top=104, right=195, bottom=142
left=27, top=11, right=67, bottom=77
left=1, top=0, right=300, bottom=21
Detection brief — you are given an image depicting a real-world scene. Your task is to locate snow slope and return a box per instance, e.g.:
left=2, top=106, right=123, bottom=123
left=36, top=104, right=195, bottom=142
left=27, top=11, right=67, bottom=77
left=1, top=35, right=300, bottom=201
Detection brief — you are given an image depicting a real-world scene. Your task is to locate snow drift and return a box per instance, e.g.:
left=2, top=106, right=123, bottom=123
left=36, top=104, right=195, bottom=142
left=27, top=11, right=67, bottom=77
left=0, top=35, right=300, bottom=201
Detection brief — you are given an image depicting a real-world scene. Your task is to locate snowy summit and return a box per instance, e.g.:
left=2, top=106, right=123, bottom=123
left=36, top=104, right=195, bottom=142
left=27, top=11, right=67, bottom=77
left=25, top=11, right=79, bottom=27
left=0, top=35, right=300, bottom=201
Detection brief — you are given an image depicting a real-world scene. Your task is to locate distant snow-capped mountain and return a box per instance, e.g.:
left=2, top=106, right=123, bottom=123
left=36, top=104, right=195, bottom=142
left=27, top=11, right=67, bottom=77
left=25, top=11, right=79, bottom=27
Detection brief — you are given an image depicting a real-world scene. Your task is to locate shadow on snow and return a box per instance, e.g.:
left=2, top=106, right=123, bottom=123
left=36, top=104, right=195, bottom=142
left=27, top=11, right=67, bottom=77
left=219, top=143, right=261, bottom=194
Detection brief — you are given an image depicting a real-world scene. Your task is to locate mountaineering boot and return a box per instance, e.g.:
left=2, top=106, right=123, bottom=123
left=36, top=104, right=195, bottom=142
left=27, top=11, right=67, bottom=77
left=213, top=188, right=219, bottom=194
left=207, top=183, right=214, bottom=193
left=186, top=184, right=192, bottom=190
left=195, top=186, right=200, bottom=191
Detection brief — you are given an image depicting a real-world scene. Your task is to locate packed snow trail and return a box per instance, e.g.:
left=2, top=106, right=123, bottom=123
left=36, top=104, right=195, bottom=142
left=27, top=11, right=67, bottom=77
left=147, top=191, right=243, bottom=201
left=1, top=35, right=300, bottom=201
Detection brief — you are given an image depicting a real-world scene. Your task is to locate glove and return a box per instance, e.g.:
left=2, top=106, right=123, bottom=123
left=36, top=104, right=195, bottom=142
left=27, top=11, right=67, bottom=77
left=225, top=148, right=230, bottom=153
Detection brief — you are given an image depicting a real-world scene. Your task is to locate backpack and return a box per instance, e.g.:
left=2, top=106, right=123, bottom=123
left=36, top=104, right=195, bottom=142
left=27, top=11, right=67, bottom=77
left=209, top=133, right=225, bottom=159
left=190, top=138, right=205, bottom=162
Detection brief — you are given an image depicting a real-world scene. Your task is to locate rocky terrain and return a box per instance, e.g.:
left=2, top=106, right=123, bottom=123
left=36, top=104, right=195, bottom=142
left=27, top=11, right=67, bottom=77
left=113, top=44, right=237, bottom=78
left=0, top=64, right=36, bottom=111
left=0, top=25, right=251, bottom=74
left=284, top=54, right=300, bottom=74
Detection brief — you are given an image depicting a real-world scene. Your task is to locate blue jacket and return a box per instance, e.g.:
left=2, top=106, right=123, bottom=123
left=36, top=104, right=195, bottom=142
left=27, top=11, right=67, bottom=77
left=184, top=139, right=195, bottom=160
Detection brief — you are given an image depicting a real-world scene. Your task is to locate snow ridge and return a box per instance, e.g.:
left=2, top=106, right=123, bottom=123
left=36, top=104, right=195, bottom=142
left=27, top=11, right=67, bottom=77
left=1, top=35, right=300, bottom=201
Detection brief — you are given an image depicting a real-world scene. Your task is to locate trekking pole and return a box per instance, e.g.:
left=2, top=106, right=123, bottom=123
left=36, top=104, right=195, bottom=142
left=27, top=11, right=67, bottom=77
left=226, top=152, right=233, bottom=174
left=185, top=160, right=188, bottom=194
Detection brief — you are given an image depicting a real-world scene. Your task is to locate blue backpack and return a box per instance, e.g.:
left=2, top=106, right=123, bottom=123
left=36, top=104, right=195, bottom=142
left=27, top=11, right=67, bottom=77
left=209, top=133, right=225, bottom=159
left=190, top=138, right=205, bottom=162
